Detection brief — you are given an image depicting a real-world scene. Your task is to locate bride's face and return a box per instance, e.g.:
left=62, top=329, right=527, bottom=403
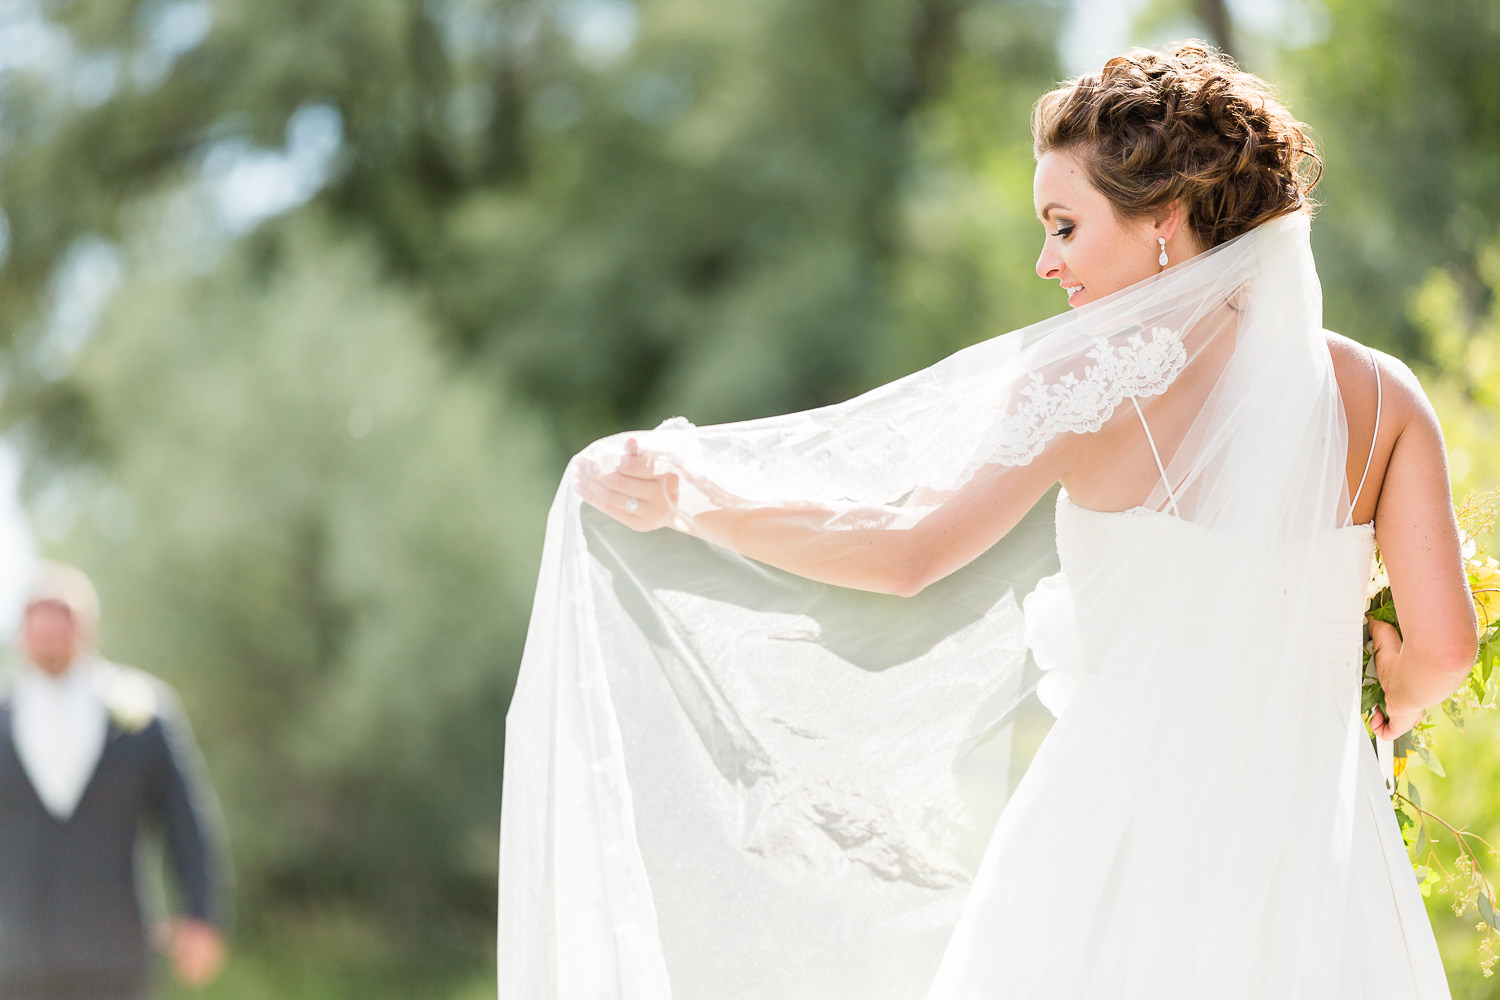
left=1033, top=150, right=1168, bottom=309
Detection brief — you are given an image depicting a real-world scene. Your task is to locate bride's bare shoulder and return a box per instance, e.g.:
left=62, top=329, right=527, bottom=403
left=1322, top=329, right=1432, bottom=425
left=1322, top=329, right=1449, bottom=528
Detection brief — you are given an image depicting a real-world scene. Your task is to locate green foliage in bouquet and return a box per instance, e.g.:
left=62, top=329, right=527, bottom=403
left=1363, top=491, right=1500, bottom=975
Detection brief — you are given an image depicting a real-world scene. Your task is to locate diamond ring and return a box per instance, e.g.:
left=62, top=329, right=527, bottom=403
left=624, top=497, right=639, bottom=514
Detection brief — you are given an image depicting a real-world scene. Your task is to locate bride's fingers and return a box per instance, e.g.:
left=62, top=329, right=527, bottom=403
left=575, top=448, right=678, bottom=530
left=574, top=472, right=620, bottom=509
left=599, top=469, right=662, bottom=503
left=577, top=476, right=648, bottom=523
left=594, top=454, right=669, bottom=498
left=579, top=456, right=644, bottom=490
left=1369, top=705, right=1403, bottom=741
left=1370, top=703, right=1424, bottom=741
left=617, top=456, right=653, bottom=477
left=577, top=463, right=680, bottom=533
left=576, top=464, right=641, bottom=508
left=618, top=440, right=657, bottom=479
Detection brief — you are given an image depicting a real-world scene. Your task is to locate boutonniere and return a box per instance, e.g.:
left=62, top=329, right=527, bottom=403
left=92, top=662, right=158, bottom=735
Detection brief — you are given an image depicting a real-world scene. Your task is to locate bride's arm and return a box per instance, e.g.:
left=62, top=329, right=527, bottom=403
left=1367, top=366, right=1479, bottom=739
left=577, top=439, right=1070, bottom=597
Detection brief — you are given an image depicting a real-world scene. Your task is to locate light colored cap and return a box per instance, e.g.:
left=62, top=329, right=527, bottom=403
left=26, top=561, right=101, bottom=642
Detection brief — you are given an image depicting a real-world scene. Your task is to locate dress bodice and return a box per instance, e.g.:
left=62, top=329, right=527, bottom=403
left=1028, top=491, right=1378, bottom=706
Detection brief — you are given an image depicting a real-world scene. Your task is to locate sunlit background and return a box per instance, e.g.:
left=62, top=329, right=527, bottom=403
left=2, top=0, right=1498, bottom=997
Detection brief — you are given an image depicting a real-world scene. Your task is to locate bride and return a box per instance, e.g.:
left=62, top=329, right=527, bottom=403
left=500, top=42, right=1476, bottom=998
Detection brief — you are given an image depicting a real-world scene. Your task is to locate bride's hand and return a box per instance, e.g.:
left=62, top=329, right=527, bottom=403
left=577, top=437, right=681, bottom=532
left=1367, top=617, right=1424, bottom=739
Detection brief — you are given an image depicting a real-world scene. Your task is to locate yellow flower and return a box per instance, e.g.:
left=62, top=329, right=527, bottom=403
left=1470, top=556, right=1500, bottom=631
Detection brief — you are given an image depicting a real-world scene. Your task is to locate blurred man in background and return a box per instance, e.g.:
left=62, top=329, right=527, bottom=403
left=0, top=562, right=231, bottom=1000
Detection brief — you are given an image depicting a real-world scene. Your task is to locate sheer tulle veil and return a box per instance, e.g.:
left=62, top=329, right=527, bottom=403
left=499, top=212, right=1373, bottom=998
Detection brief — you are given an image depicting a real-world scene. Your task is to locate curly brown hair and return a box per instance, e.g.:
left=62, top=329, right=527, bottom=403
left=1032, top=41, right=1321, bottom=248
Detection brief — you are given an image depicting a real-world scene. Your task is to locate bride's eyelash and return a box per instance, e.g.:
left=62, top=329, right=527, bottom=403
left=1050, top=224, right=1075, bottom=239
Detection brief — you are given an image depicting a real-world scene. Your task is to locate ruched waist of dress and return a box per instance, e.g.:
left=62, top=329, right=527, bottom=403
left=1025, top=493, right=1378, bottom=714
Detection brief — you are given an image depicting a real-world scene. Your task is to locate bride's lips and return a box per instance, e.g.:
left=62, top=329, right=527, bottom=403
left=1062, top=283, right=1084, bottom=305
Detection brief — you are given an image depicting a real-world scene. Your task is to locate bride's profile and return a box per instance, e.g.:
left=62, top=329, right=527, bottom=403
left=500, top=41, right=1476, bottom=998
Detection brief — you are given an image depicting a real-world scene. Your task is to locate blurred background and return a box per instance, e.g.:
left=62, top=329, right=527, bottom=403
left=0, top=0, right=1498, bottom=996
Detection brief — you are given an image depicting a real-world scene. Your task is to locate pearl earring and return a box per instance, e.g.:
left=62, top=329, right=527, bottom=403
left=1158, top=237, right=1169, bottom=267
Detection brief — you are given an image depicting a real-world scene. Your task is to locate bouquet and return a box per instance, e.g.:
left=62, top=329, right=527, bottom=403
left=1363, top=491, right=1500, bottom=974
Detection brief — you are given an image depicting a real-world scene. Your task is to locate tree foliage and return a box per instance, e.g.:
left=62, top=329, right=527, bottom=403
left=56, top=215, right=554, bottom=937
left=1284, top=0, right=1500, bottom=355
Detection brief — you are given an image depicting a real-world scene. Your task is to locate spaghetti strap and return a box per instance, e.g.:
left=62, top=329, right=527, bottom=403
left=1347, top=346, right=1382, bottom=525
left=1130, top=396, right=1181, bottom=517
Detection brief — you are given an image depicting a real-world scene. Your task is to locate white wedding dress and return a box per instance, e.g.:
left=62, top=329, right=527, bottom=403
left=499, top=214, right=1457, bottom=998
left=927, top=398, right=1451, bottom=997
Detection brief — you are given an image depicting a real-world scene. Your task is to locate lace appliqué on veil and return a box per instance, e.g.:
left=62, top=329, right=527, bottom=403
left=994, top=327, right=1185, bottom=466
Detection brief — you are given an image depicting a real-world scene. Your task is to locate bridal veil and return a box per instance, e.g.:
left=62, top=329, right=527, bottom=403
left=499, top=212, right=1376, bottom=998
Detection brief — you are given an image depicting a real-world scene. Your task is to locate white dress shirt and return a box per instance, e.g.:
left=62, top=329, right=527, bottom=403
left=11, top=658, right=109, bottom=820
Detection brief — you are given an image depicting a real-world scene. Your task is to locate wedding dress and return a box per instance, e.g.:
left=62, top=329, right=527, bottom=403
left=926, top=401, right=1450, bottom=997
left=499, top=213, right=1454, bottom=998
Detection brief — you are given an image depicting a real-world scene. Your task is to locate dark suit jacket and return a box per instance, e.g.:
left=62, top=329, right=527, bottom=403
left=0, top=670, right=229, bottom=999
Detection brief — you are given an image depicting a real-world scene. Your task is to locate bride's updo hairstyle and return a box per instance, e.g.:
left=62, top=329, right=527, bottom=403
left=1032, top=41, right=1321, bottom=248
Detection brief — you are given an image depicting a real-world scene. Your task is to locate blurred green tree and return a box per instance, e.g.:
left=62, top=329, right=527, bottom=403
left=1284, top=0, right=1500, bottom=356
left=2, top=0, right=1065, bottom=455
left=1411, top=236, right=1500, bottom=525
left=51, top=214, right=553, bottom=956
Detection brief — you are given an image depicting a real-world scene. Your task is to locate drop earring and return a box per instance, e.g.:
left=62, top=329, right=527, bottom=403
left=1158, top=237, right=1169, bottom=267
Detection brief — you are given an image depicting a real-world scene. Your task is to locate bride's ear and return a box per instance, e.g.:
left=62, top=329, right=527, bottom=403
left=1153, top=201, right=1206, bottom=260
left=1152, top=201, right=1188, bottom=245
